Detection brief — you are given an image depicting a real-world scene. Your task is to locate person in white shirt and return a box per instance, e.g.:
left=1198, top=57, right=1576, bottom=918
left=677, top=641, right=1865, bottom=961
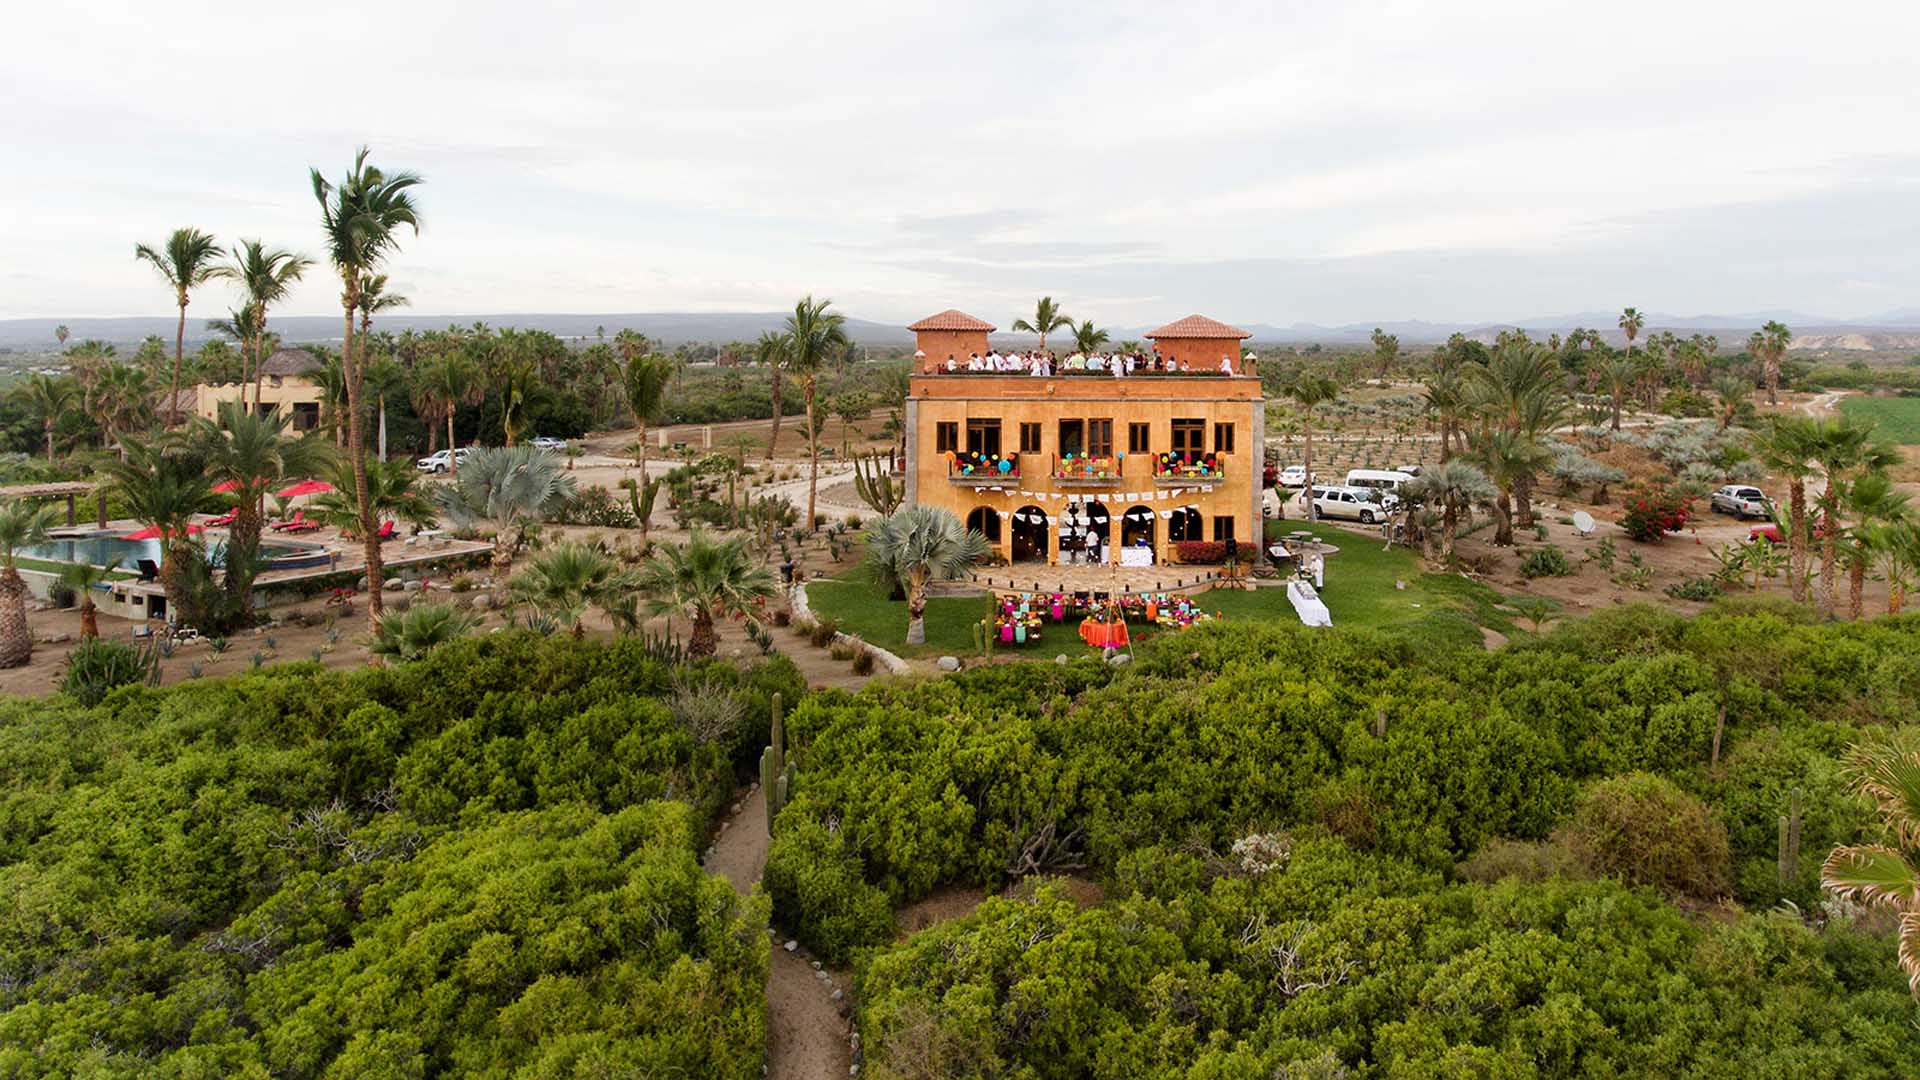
left=946, top=355, right=958, bottom=372
left=1112, top=352, right=1126, bottom=377
left=967, top=353, right=982, bottom=371
left=985, top=350, right=1001, bottom=370
left=1219, top=355, right=1234, bottom=374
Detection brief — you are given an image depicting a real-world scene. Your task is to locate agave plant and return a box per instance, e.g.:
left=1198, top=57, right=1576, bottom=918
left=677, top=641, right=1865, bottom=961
left=368, top=602, right=481, bottom=662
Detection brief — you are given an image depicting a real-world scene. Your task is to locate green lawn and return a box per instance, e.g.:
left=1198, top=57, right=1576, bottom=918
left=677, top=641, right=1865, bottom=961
left=1839, top=395, right=1920, bottom=444
left=808, top=520, right=1513, bottom=658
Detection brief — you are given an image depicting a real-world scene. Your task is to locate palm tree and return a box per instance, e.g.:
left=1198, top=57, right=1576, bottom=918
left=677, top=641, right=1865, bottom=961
left=1011, top=297, right=1073, bottom=352
left=622, top=353, right=674, bottom=484
left=1070, top=320, right=1111, bottom=356
left=358, top=275, right=410, bottom=459
left=1810, top=419, right=1895, bottom=617
left=190, top=400, right=334, bottom=615
left=12, top=374, right=76, bottom=461
left=1710, top=374, right=1751, bottom=431
left=54, top=325, right=69, bottom=348
left=1752, top=320, right=1793, bottom=407
left=865, top=506, right=988, bottom=645
left=1821, top=733, right=1920, bottom=994
left=1753, top=416, right=1822, bottom=603
left=1596, top=355, right=1636, bottom=432
left=227, top=241, right=314, bottom=412
left=783, top=296, right=850, bottom=530
left=312, top=146, right=423, bottom=628
left=1617, top=307, right=1644, bottom=367
left=431, top=445, right=575, bottom=573
left=1861, top=519, right=1920, bottom=615
left=95, top=364, right=154, bottom=456
left=102, top=437, right=216, bottom=621
left=1468, top=428, right=1550, bottom=546
left=1422, top=366, right=1466, bottom=462
left=134, top=228, right=228, bottom=427
left=414, top=353, right=480, bottom=465
left=1283, top=374, right=1340, bottom=519
left=310, top=458, right=436, bottom=540
left=754, top=330, right=790, bottom=463
left=1404, top=460, right=1495, bottom=562
left=1842, top=472, right=1910, bottom=619
left=495, top=354, right=539, bottom=447
left=634, top=529, right=776, bottom=657
left=508, top=542, right=638, bottom=639
left=58, top=560, right=121, bottom=640
left=0, top=499, right=59, bottom=667
left=369, top=603, right=481, bottom=662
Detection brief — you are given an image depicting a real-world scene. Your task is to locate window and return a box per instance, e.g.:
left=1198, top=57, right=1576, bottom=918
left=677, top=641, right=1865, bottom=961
left=1213, top=422, right=1235, bottom=453
left=1058, top=419, right=1085, bottom=457
left=1171, top=418, right=1205, bottom=462
left=966, top=418, right=1002, bottom=457
left=1212, top=516, right=1236, bottom=541
left=1128, top=422, right=1151, bottom=454
left=1019, top=422, right=1042, bottom=454
left=1087, top=419, right=1114, bottom=457
left=936, top=422, right=958, bottom=454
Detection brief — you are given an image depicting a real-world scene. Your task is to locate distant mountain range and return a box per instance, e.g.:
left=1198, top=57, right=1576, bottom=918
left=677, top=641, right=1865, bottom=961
left=5, top=308, right=1920, bottom=351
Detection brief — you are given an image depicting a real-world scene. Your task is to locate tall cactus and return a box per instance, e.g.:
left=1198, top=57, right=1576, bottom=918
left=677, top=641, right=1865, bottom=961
left=853, top=450, right=903, bottom=515
left=1778, top=786, right=1803, bottom=885
left=764, top=693, right=787, bottom=833
left=621, top=476, right=663, bottom=544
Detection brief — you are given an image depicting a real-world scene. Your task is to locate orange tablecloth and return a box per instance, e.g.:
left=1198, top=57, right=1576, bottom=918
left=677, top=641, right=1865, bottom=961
left=1078, top=618, right=1130, bottom=649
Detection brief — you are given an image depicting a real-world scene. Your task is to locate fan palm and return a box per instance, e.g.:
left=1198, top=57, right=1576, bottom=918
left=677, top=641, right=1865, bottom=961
left=634, top=529, right=776, bottom=657
left=1842, top=472, right=1910, bottom=619
left=1282, top=374, right=1340, bottom=519
left=622, top=352, right=675, bottom=483
left=1011, top=297, right=1073, bottom=352
left=227, top=241, right=314, bottom=411
left=54, top=325, right=68, bottom=347
left=1711, top=374, right=1751, bottom=431
left=432, top=445, right=575, bottom=573
left=58, top=560, right=121, bottom=640
left=413, top=353, right=481, bottom=465
left=1070, top=320, right=1110, bottom=355
left=1751, top=320, right=1793, bottom=406
left=1809, top=418, right=1893, bottom=616
left=865, top=506, right=989, bottom=645
left=310, top=458, right=436, bottom=539
left=1822, top=733, right=1920, bottom=994
left=1421, top=367, right=1465, bottom=461
left=1595, top=355, right=1637, bottom=432
left=754, top=330, right=790, bottom=462
left=1752, top=416, right=1822, bottom=603
left=1468, top=429, right=1550, bottom=546
left=369, top=602, right=481, bottom=662
left=102, top=437, right=216, bottom=621
left=1860, top=518, right=1920, bottom=615
left=13, top=374, right=76, bottom=461
left=0, top=499, right=60, bottom=666
left=312, top=146, right=423, bottom=627
left=783, top=296, right=850, bottom=529
left=189, top=400, right=335, bottom=615
left=1404, top=460, right=1496, bottom=562
left=134, top=227, right=228, bottom=426
left=1617, top=307, right=1644, bottom=364
left=508, top=542, right=638, bottom=639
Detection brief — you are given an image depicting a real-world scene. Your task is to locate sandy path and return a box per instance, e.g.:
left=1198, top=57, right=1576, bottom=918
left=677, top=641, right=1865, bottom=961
left=710, top=784, right=854, bottom=1079
left=1801, top=390, right=1847, bottom=417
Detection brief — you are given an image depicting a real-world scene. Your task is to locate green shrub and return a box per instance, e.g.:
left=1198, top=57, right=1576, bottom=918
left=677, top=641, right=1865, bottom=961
left=59, top=636, right=159, bottom=705
left=1665, top=575, right=1722, bottom=602
left=763, top=809, right=894, bottom=964
left=1519, top=545, right=1574, bottom=579
left=1557, top=771, right=1731, bottom=902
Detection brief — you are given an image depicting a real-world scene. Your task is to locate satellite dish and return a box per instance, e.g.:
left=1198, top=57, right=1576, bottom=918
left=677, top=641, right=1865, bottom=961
left=1572, top=510, right=1596, bottom=537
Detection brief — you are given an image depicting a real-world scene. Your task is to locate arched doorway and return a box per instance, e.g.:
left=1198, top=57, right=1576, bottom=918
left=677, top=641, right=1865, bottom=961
left=1121, top=505, right=1155, bottom=558
left=1168, top=506, right=1202, bottom=542
left=1060, top=500, right=1111, bottom=564
left=966, top=506, right=1002, bottom=546
left=1010, top=505, right=1049, bottom=563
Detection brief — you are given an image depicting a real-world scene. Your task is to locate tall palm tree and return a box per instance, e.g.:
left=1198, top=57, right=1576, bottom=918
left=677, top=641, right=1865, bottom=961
left=783, top=296, right=850, bottom=529
left=1617, top=307, right=1644, bottom=367
left=1711, top=374, right=1751, bottom=431
left=102, top=436, right=216, bottom=621
left=54, top=325, right=69, bottom=348
left=1752, top=320, right=1793, bottom=406
left=496, top=354, right=539, bottom=447
left=865, top=505, right=988, bottom=645
left=1596, top=355, right=1637, bottom=432
left=1753, top=416, right=1823, bottom=603
left=622, top=353, right=674, bottom=484
left=1842, top=472, right=1910, bottom=620
left=95, top=363, right=154, bottom=456
left=508, top=542, right=639, bottom=639
left=0, top=499, right=59, bottom=667
left=1283, top=374, right=1340, bottom=519
left=1810, top=418, right=1895, bottom=617
left=134, top=228, right=228, bottom=427
left=431, top=445, right=575, bottom=573
left=634, top=529, right=776, bottom=657
left=310, top=458, right=436, bottom=538
left=227, top=241, right=314, bottom=412
left=58, top=560, right=121, bottom=640
left=12, top=374, right=76, bottom=461
left=312, top=146, right=423, bottom=627
left=414, top=353, right=480, bottom=465
left=1404, top=460, right=1496, bottom=562
left=1011, top=297, right=1073, bottom=352
left=1822, top=733, right=1920, bottom=994
left=358, top=275, right=410, bottom=459
left=189, top=400, right=334, bottom=615
left=1070, top=320, right=1110, bottom=355
left=1422, top=366, right=1465, bottom=462
left=1468, top=428, right=1550, bottom=546
left=754, top=330, right=791, bottom=463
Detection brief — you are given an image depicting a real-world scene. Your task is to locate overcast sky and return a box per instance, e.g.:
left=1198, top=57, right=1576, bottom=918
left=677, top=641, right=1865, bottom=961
left=6, top=0, right=1918, bottom=328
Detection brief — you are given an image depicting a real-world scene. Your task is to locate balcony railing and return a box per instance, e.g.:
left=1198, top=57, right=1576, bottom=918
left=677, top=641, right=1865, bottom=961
left=948, top=450, right=1018, bottom=485
left=1153, top=452, right=1226, bottom=486
left=1052, top=454, right=1123, bottom=486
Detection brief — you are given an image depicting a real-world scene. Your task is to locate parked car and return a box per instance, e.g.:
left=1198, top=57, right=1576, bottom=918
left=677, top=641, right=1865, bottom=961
left=1278, top=465, right=1308, bottom=487
left=1709, top=485, right=1771, bottom=519
left=1751, top=516, right=1833, bottom=545
left=1298, top=484, right=1392, bottom=524
left=530, top=436, right=567, bottom=450
left=416, top=447, right=475, bottom=474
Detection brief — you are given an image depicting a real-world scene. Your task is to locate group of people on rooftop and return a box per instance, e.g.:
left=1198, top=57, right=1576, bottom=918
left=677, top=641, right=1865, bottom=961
left=937, top=349, right=1242, bottom=376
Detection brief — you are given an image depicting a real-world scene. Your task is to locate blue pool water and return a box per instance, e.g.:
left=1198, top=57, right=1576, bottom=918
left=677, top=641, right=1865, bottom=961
left=21, top=535, right=318, bottom=570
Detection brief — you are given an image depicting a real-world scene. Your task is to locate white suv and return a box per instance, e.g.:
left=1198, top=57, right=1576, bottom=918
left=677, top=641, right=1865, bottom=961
left=1299, top=484, right=1391, bottom=524
left=1278, top=465, right=1308, bottom=487
left=1709, top=485, right=1771, bottom=519
left=417, top=447, right=475, bottom=474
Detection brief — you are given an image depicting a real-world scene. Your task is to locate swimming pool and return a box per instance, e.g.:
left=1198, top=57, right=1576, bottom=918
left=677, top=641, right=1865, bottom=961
left=21, top=533, right=328, bottom=571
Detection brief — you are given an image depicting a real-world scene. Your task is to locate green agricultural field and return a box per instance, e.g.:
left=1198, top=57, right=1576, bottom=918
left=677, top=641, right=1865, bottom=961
left=1839, top=394, right=1920, bottom=444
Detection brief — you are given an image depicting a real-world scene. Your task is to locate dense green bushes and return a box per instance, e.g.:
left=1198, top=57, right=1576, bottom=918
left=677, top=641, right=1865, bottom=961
left=0, top=632, right=800, bottom=1077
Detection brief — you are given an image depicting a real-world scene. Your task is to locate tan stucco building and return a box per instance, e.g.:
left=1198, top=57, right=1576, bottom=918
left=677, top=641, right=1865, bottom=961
left=905, top=311, right=1264, bottom=568
left=184, top=347, right=325, bottom=431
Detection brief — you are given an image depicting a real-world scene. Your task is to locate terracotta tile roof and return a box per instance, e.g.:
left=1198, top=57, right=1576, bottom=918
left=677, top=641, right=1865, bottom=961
left=1145, top=314, right=1252, bottom=340
left=908, top=309, right=997, bottom=332
left=259, top=347, right=322, bottom=377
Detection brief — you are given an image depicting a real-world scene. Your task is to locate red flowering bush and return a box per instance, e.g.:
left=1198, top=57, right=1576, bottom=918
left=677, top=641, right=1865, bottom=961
left=1620, top=490, right=1692, bottom=542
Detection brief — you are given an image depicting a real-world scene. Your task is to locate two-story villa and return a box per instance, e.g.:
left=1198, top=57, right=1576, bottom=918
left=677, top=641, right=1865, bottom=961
left=904, top=310, right=1264, bottom=569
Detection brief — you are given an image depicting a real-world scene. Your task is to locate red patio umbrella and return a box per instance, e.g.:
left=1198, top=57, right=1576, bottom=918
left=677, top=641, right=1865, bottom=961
left=276, top=479, right=335, bottom=499
left=211, top=480, right=240, bottom=494
left=124, top=524, right=205, bottom=541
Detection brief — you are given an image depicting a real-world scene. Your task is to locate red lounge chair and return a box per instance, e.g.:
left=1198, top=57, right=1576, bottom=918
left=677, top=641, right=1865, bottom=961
left=205, top=510, right=238, bottom=527
left=282, top=517, right=322, bottom=534
left=376, top=520, right=396, bottom=541
left=267, top=510, right=306, bottom=532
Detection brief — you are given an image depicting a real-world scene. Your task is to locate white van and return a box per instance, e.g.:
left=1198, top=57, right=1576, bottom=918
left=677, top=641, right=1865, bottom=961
left=1345, top=469, right=1416, bottom=496
left=1298, top=484, right=1391, bottom=524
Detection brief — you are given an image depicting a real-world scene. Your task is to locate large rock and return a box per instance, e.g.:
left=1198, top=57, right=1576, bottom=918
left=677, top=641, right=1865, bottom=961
left=936, top=656, right=961, bottom=672
left=383, top=578, right=404, bottom=592
left=401, top=579, right=423, bottom=593
left=385, top=593, right=412, bottom=613
left=472, top=592, right=493, bottom=610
